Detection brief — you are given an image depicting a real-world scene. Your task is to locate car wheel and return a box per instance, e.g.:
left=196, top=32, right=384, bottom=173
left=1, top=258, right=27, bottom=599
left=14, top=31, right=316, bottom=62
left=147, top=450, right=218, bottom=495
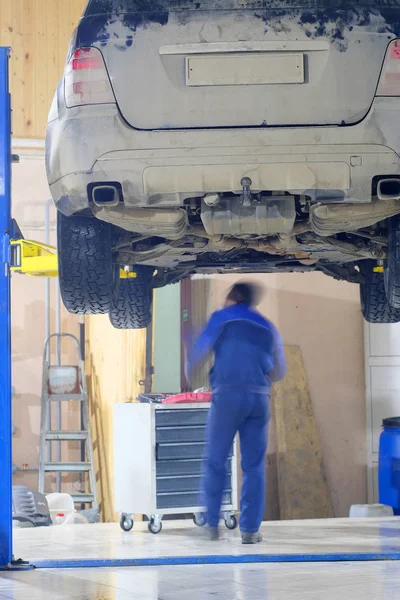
left=360, top=266, right=400, bottom=323
left=385, top=215, right=400, bottom=308
left=57, top=212, right=119, bottom=315
left=109, top=267, right=153, bottom=330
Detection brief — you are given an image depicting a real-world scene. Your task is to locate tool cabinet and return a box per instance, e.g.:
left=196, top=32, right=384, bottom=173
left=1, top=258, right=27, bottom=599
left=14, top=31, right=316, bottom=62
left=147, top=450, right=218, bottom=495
left=114, top=402, right=238, bottom=533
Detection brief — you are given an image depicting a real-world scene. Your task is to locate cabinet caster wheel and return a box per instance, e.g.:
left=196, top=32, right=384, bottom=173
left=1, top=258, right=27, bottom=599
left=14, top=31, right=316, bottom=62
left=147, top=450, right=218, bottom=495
left=148, top=518, right=162, bottom=534
left=120, top=515, right=134, bottom=532
left=193, top=512, right=207, bottom=527
left=225, top=515, right=238, bottom=530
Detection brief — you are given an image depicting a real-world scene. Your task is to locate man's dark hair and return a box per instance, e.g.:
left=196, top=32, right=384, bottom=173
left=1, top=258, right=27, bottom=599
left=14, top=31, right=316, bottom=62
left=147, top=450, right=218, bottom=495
left=226, top=282, right=262, bottom=307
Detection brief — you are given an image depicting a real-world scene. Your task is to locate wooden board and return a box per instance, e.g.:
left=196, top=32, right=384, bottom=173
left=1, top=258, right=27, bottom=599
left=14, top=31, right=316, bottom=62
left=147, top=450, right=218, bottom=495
left=183, top=277, right=212, bottom=391
left=272, top=345, right=334, bottom=520
left=85, top=315, right=147, bottom=522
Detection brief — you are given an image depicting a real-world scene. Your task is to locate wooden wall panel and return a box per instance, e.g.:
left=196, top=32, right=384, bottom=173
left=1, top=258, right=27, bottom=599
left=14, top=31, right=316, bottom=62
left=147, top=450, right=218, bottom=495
left=180, top=277, right=212, bottom=392
left=190, top=278, right=212, bottom=391
left=0, top=0, right=86, bottom=139
left=272, top=346, right=334, bottom=520
left=85, top=315, right=147, bottom=522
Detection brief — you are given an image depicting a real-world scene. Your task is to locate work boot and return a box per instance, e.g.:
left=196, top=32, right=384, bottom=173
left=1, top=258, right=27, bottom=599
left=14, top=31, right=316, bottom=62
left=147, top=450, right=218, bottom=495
left=241, top=531, right=263, bottom=545
left=206, top=526, right=219, bottom=541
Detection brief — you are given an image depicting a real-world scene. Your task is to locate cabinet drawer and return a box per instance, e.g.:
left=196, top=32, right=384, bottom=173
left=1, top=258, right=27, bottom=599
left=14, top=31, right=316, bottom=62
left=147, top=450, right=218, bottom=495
left=156, top=442, right=205, bottom=461
left=156, top=443, right=233, bottom=462
left=157, top=491, right=232, bottom=510
left=156, top=459, right=203, bottom=477
left=157, top=476, right=201, bottom=493
left=156, top=459, right=232, bottom=477
left=157, top=475, right=232, bottom=494
left=156, top=426, right=206, bottom=444
left=156, top=409, right=208, bottom=428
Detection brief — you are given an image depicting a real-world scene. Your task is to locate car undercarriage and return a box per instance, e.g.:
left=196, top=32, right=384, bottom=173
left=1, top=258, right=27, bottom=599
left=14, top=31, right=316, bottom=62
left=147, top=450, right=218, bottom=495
left=93, top=188, right=397, bottom=289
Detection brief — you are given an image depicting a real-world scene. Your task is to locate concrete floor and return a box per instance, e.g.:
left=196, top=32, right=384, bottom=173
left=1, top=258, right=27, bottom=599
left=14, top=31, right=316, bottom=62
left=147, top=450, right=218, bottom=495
left=12, top=518, right=400, bottom=562
left=5, top=518, right=400, bottom=599
left=1, top=562, right=400, bottom=600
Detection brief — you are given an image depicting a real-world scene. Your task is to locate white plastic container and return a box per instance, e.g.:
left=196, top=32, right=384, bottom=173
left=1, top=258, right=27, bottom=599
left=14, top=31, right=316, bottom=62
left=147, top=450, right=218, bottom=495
left=48, top=366, right=79, bottom=395
left=55, top=513, right=66, bottom=526
left=46, top=493, right=75, bottom=524
left=349, top=504, right=394, bottom=518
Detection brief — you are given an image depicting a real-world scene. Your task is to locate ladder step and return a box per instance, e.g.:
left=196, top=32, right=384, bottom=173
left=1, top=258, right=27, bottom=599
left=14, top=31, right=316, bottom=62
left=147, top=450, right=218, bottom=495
left=45, top=431, right=88, bottom=441
left=71, top=493, right=95, bottom=504
left=44, top=462, right=92, bottom=472
left=39, top=335, right=97, bottom=506
left=47, top=393, right=86, bottom=402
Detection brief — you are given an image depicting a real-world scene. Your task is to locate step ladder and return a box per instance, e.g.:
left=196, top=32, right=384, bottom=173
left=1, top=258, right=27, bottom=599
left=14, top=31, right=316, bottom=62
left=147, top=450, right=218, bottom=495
left=38, top=334, right=97, bottom=509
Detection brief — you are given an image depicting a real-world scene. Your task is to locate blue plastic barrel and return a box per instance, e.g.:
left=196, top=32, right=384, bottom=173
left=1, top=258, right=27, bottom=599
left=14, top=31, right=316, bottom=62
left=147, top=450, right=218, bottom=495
left=379, top=417, right=400, bottom=515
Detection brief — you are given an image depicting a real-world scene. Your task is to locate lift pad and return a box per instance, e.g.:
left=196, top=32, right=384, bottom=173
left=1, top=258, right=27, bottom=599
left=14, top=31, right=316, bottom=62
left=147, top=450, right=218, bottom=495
left=120, top=270, right=137, bottom=279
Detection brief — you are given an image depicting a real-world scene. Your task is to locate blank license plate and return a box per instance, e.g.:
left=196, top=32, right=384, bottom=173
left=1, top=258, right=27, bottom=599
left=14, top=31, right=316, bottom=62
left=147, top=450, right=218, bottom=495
left=186, top=53, right=304, bottom=86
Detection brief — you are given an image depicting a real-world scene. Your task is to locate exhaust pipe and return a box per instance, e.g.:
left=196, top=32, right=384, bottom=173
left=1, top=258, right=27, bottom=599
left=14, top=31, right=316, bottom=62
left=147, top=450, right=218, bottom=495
left=92, top=184, right=121, bottom=208
left=377, top=178, right=400, bottom=201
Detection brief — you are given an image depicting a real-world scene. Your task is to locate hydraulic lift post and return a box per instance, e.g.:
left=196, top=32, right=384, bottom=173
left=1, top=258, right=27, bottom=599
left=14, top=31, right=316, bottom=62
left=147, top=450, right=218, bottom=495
left=0, top=46, right=13, bottom=568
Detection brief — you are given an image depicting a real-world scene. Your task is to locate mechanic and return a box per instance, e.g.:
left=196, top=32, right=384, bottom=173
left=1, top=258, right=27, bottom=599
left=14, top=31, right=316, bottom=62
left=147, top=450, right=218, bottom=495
left=186, top=282, right=286, bottom=544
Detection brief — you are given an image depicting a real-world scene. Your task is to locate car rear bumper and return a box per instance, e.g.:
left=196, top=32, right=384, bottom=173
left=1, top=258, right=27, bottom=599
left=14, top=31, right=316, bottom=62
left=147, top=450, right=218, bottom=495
left=46, top=97, right=400, bottom=215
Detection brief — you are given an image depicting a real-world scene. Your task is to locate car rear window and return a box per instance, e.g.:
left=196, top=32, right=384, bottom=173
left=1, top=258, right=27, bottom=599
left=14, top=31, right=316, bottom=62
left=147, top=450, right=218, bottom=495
left=85, top=0, right=400, bottom=13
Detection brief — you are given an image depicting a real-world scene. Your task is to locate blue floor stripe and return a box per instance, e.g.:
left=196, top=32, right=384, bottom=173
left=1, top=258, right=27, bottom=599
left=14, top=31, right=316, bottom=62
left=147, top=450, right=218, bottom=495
left=22, top=552, right=400, bottom=569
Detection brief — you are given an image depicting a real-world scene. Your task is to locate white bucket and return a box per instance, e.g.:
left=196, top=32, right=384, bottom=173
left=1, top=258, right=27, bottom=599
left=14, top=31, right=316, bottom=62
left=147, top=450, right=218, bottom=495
left=46, top=493, right=75, bottom=525
left=48, top=366, right=79, bottom=395
left=349, top=504, right=394, bottom=518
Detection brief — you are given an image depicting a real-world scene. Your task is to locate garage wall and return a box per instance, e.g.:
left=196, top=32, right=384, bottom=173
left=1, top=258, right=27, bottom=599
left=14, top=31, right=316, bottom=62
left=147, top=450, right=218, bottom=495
left=0, top=0, right=86, bottom=138
left=11, top=153, right=80, bottom=492
left=85, top=315, right=147, bottom=522
left=153, top=285, right=181, bottom=393
left=208, top=273, right=367, bottom=518
left=365, top=321, right=400, bottom=504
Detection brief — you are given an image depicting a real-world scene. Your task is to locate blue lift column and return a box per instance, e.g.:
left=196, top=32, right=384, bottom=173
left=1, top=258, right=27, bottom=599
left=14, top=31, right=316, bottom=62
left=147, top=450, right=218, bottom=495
left=0, top=47, right=13, bottom=568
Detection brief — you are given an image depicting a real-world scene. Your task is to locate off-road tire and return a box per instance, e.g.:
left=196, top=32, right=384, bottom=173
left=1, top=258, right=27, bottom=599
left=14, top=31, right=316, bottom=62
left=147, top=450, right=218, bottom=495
left=385, top=215, right=400, bottom=308
left=361, top=268, right=400, bottom=323
left=57, top=213, right=119, bottom=315
left=109, top=268, right=153, bottom=330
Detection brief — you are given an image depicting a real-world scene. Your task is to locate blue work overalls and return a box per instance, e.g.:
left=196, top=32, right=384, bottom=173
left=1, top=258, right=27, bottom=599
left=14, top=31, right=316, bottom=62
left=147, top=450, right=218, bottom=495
left=186, top=303, right=286, bottom=533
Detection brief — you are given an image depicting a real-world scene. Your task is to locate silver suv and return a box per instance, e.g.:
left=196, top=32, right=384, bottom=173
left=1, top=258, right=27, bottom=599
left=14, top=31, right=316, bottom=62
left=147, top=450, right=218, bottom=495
left=46, top=0, right=400, bottom=328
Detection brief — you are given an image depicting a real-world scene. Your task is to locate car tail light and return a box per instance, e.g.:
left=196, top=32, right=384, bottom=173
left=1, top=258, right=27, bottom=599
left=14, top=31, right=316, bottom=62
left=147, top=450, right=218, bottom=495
left=377, top=40, right=400, bottom=96
left=64, top=47, right=115, bottom=108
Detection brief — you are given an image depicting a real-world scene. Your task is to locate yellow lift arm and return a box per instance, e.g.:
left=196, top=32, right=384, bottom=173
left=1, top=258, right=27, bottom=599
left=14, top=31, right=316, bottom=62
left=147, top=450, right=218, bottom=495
left=10, top=238, right=136, bottom=278
left=10, top=239, right=58, bottom=277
